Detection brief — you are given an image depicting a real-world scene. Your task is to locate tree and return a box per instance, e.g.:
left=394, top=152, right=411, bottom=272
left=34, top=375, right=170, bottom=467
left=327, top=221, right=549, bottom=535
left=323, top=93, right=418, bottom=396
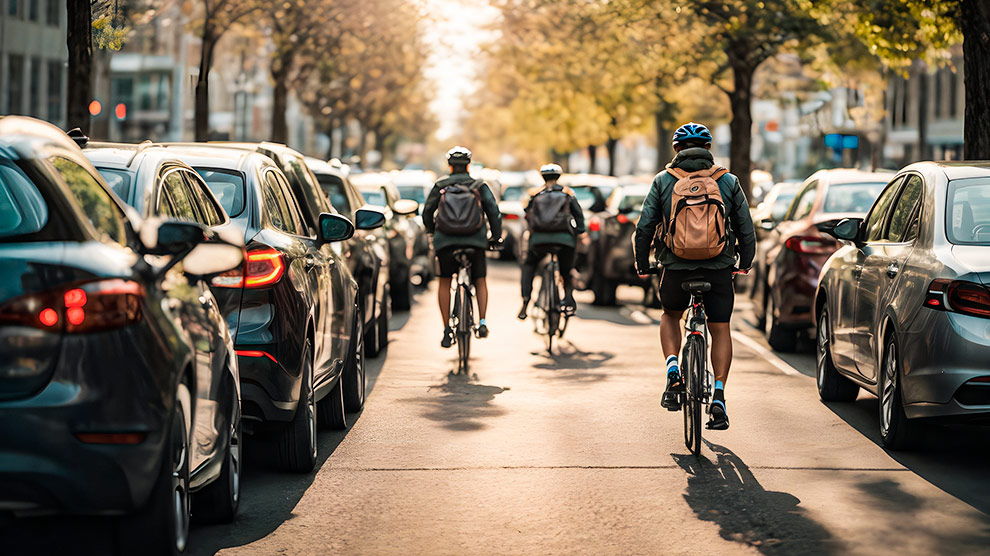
left=66, top=0, right=94, bottom=133
left=194, top=0, right=259, bottom=141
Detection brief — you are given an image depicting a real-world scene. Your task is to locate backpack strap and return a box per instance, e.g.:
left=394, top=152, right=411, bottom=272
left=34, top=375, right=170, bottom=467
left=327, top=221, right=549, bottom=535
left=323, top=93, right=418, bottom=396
left=667, top=167, right=688, bottom=180
left=711, top=167, right=729, bottom=180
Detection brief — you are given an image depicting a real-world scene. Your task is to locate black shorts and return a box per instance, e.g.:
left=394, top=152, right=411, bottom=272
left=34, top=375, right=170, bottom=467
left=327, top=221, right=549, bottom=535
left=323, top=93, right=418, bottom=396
left=658, top=267, right=734, bottom=323
left=436, top=246, right=487, bottom=280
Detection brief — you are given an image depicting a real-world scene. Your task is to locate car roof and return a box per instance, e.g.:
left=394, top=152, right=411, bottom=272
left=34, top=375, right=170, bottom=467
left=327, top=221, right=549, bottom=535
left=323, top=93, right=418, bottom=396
left=614, top=183, right=652, bottom=196
left=811, top=168, right=894, bottom=185
left=349, top=172, right=394, bottom=189
left=84, top=143, right=194, bottom=173
left=304, top=156, right=348, bottom=179
left=906, top=161, right=990, bottom=181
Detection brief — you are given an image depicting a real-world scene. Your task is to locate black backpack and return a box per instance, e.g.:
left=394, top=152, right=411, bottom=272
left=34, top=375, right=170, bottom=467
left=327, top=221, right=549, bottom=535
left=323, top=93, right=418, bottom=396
left=435, top=179, right=485, bottom=235
left=526, top=186, right=573, bottom=232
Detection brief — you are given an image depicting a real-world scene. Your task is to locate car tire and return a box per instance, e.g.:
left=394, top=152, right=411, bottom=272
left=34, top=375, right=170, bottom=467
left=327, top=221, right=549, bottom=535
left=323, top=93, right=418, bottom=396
left=815, top=308, right=859, bottom=402
left=367, top=288, right=383, bottom=358
left=392, top=267, right=412, bottom=311
left=879, top=335, right=917, bottom=450
left=118, top=381, right=191, bottom=555
left=592, top=273, right=617, bottom=306
left=275, top=340, right=318, bottom=473
left=375, top=285, right=390, bottom=356
left=764, top=293, right=797, bottom=352
left=192, top=369, right=240, bottom=524
left=342, top=304, right=367, bottom=412
left=317, top=372, right=348, bottom=430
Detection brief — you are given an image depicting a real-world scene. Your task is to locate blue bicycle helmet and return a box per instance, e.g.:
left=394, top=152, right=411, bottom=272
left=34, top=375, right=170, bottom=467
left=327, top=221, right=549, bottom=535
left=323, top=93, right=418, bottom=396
left=672, top=122, right=713, bottom=146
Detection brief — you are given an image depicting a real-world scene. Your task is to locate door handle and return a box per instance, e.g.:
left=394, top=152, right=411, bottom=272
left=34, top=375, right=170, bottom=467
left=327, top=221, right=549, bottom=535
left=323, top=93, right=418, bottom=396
left=886, top=263, right=899, bottom=279
left=304, top=256, right=318, bottom=270
left=853, top=264, right=864, bottom=279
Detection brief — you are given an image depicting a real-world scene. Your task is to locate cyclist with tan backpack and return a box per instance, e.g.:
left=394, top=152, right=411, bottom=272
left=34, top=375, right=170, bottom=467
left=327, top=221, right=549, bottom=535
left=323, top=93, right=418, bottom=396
left=633, top=123, right=755, bottom=430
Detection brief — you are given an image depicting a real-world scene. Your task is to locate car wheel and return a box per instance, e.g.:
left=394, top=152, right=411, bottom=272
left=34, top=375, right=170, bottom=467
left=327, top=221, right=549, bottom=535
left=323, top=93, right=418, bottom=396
left=276, top=340, right=318, bottom=473
left=879, top=335, right=917, bottom=450
left=376, top=285, right=390, bottom=356
left=342, top=304, right=367, bottom=412
left=367, top=289, right=382, bottom=358
left=392, top=267, right=412, bottom=311
left=193, top=370, right=240, bottom=524
left=592, top=273, right=617, bottom=306
left=815, top=308, right=859, bottom=402
left=119, top=381, right=191, bottom=555
left=765, top=292, right=797, bottom=352
left=317, top=371, right=348, bottom=430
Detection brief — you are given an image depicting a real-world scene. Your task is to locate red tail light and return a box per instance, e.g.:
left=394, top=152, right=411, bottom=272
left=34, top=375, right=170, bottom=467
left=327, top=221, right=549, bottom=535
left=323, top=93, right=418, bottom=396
left=76, top=432, right=146, bottom=444
left=784, top=235, right=835, bottom=255
left=0, top=279, right=143, bottom=333
left=589, top=218, right=601, bottom=232
left=236, top=349, right=279, bottom=364
left=213, top=247, right=285, bottom=289
left=503, top=213, right=520, bottom=220
left=925, top=279, right=990, bottom=318
left=616, top=214, right=631, bottom=225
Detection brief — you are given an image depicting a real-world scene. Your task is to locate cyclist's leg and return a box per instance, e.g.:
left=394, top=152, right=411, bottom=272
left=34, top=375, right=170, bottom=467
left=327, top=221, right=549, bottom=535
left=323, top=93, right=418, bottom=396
left=658, top=268, right=691, bottom=409
left=558, top=246, right=576, bottom=309
left=472, top=249, right=490, bottom=337
left=702, top=268, right=735, bottom=429
left=438, top=277, right=453, bottom=326
left=435, top=247, right=458, bottom=347
left=519, top=245, right=546, bottom=318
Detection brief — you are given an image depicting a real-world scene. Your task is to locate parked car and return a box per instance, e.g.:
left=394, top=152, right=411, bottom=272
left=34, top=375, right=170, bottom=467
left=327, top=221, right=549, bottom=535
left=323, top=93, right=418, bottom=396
left=349, top=172, right=421, bottom=309
left=161, top=143, right=383, bottom=473
left=390, top=170, right=436, bottom=284
left=391, top=169, right=437, bottom=206
left=497, top=177, right=540, bottom=261
left=307, top=157, right=392, bottom=357
left=816, top=162, right=990, bottom=449
left=582, top=182, right=653, bottom=305
left=752, top=169, right=890, bottom=351
left=0, top=117, right=245, bottom=551
left=752, top=181, right=804, bottom=232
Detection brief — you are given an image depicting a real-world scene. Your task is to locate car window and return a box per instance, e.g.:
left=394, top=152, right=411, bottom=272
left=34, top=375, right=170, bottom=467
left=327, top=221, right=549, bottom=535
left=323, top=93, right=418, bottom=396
left=316, top=173, right=351, bottom=215
left=50, top=156, right=126, bottom=246
left=864, top=176, right=905, bottom=242
left=262, top=171, right=294, bottom=233
left=946, top=177, right=990, bottom=245
left=162, top=170, right=199, bottom=222
left=886, top=175, right=924, bottom=242
left=771, top=192, right=798, bottom=221
left=95, top=168, right=132, bottom=202
left=502, top=186, right=525, bottom=201
left=195, top=168, right=245, bottom=217
left=184, top=171, right=222, bottom=226
left=157, top=187, right=176, bottom=218
left=396, top=185, right=427, bottom=204
left=787, top=181, right=818, bottom=221
left=619, top=194, right=647, bottom=212
left=822, top=182, right=887, bottom=214
left=362, top=189, right=387, bottom=206
left=274, top=171, right=310, bottom=236
left=0, top=158, right=48, bottom=239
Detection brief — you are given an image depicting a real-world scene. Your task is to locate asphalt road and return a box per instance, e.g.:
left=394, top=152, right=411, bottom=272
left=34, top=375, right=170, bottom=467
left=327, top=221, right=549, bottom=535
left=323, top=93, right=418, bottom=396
left=7, top=261, right=990, bottom=554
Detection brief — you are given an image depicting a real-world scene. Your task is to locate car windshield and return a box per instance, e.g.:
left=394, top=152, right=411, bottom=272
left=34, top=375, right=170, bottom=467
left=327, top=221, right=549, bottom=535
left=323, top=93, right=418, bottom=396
left=396, top=185, right=427, bottom=204
left=502, top=186, right=526, bottom=201
left=194, top=168, right=246, bottom=217
left=362, top=190, right=387, bottom=206
left=95, top=168, right=132, bottom=201
left=0, top=157, right=48, bottom=239
left=572, top=186, right=598, bottom=209
left=619, top=194, right=647, bottom=212
left=316, top=174, right=351, bottom=214
left=947, top=178, right=990, bottom=245
left=822, top=182, right=886, bottom=214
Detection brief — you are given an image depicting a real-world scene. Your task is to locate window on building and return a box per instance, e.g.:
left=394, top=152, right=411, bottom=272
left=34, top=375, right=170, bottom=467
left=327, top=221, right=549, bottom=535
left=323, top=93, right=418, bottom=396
left=137, top=74, right=152, bottom=110
left=949, top=68, right=959, bottom=118
left=45, top=0, right=57, bottom=25
left=47, top=61, right=62, bottom=122
left=28, top=58, right=41, bottom=117
left=28, top=0, right=37, bottom=20
left=8, top=0, right=19, bottom=17
left=7, top=55, right=25, bottom=114
left=934, top=69, right=943, bottom=119
left=900, top=77, right=909, bottom=127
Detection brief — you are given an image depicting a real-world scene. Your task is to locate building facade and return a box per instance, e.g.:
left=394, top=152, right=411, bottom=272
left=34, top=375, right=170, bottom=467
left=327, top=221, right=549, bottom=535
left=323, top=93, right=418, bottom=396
left=1, top=0, right=67, bottom=126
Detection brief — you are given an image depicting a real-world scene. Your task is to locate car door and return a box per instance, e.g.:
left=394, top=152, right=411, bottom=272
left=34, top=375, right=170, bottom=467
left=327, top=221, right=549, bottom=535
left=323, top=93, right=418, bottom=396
left=852, top=174, right=924, bottom=382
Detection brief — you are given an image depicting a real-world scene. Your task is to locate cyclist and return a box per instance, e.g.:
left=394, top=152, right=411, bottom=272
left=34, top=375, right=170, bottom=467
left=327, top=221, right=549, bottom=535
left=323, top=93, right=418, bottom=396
left=423, top=146, right=502, bottom=348
left=518, top=163, right=585, bottom=320
left=633, top=123, right=755, bottom=430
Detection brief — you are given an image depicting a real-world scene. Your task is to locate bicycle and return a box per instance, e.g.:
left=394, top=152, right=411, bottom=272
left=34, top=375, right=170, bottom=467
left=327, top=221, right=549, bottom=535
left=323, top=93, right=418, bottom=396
left=530, top=248, right=569, bottom=354
left=448, top=243, right=501, bottom=374
left=677, top=278, right=714, bottom=456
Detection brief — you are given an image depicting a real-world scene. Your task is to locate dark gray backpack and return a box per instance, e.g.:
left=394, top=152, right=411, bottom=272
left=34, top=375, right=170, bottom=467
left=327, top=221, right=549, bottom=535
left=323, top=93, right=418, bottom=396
left=526, top=186, right=572, bottom=232
left=435, top=179, right=485, bottom=235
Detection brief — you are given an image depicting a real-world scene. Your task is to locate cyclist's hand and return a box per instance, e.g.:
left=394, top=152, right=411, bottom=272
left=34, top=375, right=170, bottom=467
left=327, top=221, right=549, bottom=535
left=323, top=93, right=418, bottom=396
left=733, top=267, right=750, bottom=275
left=637, top=266, right=660, bottom=279
left=488, top=238, right=504, bottom=251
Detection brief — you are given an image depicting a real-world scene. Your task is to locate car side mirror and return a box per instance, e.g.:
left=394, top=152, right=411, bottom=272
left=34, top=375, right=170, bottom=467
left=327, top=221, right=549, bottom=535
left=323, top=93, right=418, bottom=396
left=140, top=218, right=207, bottom=256
left=826, top=217, right=864, bottom=244
left=319, top=212, right=355, bottom=243
left=354, top=208, right=386, bottom=230
left=393, top=199, right=419, bottom=216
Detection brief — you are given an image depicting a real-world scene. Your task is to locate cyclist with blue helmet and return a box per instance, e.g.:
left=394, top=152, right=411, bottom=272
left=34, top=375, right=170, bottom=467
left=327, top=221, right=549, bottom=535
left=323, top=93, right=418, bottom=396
left=633, top=122, right=756, bottom=431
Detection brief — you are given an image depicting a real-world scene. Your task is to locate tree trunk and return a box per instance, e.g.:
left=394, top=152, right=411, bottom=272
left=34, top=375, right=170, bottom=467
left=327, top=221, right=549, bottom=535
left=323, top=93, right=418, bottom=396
left=917, top=68, right=930, bottom=160
left=655, top=102, right=674, bottom=171
left=961, top=0, right=990, bottom=159
left=727, top=47, right=755, bottom=201
left=606, top=136, right=618, bottom=176
left=270, top=50, right=293, bottom=144
left=65, top=0, right=93, bottom=133
left=195, top=24, right=216, bottom=141
left=587, top=144, right=597, bottom=173
left=325, top=118, right=336, bottom=160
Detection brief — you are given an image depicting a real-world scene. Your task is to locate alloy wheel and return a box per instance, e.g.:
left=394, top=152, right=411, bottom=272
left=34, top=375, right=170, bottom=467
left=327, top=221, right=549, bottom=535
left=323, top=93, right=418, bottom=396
left=230, top=418, right=241, bottom=507
left=306, top=360, right=317, bottom=459
left=171, top=407, right=190, bottom=553
left=356, top=316, right=366, bottom=404
left=880, top=342, right=897, bottom=438
left=816, top=312, right=828, bottom=391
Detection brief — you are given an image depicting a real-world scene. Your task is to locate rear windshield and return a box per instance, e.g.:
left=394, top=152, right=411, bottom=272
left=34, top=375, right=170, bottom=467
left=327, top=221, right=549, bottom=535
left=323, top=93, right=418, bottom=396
left=823, top=182, right=886, bottom=214
left=396, top=185, right=427, bottom=204
left=502, top=186, right=525, bottom=201
left=0, top=158, right=48, bottom=239
left=95, top=168, right=132, bottom=201
left=362, top=190, right=387, bottom=207
left=947, top=178, right=990, bottom=245
left=194, top=168, right=246, bottom=217
left=316, top=174, right=351, bottom=214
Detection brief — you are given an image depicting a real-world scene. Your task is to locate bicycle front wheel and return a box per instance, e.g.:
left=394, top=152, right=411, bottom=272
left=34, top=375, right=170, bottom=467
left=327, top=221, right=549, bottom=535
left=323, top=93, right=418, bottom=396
left=682, top=336, right=704, bottom=456
left=456, top=285, right=472, bottom=373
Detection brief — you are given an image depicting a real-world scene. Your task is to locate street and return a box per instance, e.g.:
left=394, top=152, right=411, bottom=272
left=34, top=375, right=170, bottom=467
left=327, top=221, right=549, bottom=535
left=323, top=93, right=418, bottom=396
left=178, top=262, right=988, bottom=555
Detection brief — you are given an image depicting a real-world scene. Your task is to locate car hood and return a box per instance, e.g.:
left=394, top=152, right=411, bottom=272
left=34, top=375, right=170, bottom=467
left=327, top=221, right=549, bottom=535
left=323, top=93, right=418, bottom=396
left=950, top=245, right=990, bottom=286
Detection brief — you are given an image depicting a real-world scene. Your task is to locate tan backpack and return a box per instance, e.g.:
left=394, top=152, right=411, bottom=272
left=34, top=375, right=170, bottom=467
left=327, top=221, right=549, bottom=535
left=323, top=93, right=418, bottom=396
left=662, top=166, right=730, bottom=260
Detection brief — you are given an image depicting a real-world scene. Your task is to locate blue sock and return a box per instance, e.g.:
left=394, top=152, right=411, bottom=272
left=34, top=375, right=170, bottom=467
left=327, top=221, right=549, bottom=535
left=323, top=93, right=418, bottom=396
left=715, top=380, right=724, bottom=391
left=666, top=355, right=678, bottom=377
left=479, top=318, right=486, bottom=326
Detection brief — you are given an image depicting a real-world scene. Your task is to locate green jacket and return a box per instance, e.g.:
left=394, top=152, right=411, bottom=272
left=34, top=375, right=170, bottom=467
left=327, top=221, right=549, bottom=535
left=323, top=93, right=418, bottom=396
left=633, top=148, right=756, bottom=271
left=423, top=173, right=502, bottom=252
left=524, top=184, right=585, bottom=248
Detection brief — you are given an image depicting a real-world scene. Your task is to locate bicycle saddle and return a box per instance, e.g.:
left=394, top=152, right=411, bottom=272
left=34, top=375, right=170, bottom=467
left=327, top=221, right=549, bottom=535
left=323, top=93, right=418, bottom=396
left=681, top=279, right=712, bottom=293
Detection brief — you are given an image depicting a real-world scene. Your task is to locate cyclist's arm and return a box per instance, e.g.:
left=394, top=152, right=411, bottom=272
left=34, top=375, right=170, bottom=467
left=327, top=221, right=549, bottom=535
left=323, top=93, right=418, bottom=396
left=422, top=183, right=442, bottom=234
left=480, top=183, right=502, bottom=239
left=728, top=175, right=756, bottom=270
left=634, top=177, right=664, bottom=273
left=570, top=195, right=585, bottom=234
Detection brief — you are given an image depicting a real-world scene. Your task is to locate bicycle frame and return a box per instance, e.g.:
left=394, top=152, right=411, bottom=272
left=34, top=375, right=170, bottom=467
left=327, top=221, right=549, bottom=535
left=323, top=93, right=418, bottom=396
left=681, top=289, right=713, bottom=456
left=450, top=250, right=476, bottom=374
left=532, top=251, right=568, bottom=353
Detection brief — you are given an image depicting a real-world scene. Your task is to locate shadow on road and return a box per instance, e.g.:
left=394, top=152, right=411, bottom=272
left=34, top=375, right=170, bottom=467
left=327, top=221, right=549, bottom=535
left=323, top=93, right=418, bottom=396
left=411, top=371, right=507, bottom=432
left=824, top=397, right=990, bottom=515
left=672, top=440, right=841, bottom=555
left=530, top=341, right=613, bottom=383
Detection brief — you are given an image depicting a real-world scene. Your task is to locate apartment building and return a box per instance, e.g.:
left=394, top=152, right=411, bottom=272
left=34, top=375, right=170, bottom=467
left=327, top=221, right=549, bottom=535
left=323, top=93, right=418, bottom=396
left=1, top=0, right=67, bottom=126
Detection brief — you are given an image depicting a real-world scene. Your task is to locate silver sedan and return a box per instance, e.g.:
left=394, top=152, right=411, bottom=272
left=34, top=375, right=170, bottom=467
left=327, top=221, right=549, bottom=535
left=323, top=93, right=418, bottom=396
left=814, top=161, right=990, bottom=449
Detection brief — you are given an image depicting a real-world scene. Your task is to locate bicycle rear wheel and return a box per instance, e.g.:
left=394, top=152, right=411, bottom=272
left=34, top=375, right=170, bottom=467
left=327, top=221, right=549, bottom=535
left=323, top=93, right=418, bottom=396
left=456, top=284, right=472, bottom=373
left=545, top=266, right=560, bottom=353
left=682, top=336, right=704, bottom=456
